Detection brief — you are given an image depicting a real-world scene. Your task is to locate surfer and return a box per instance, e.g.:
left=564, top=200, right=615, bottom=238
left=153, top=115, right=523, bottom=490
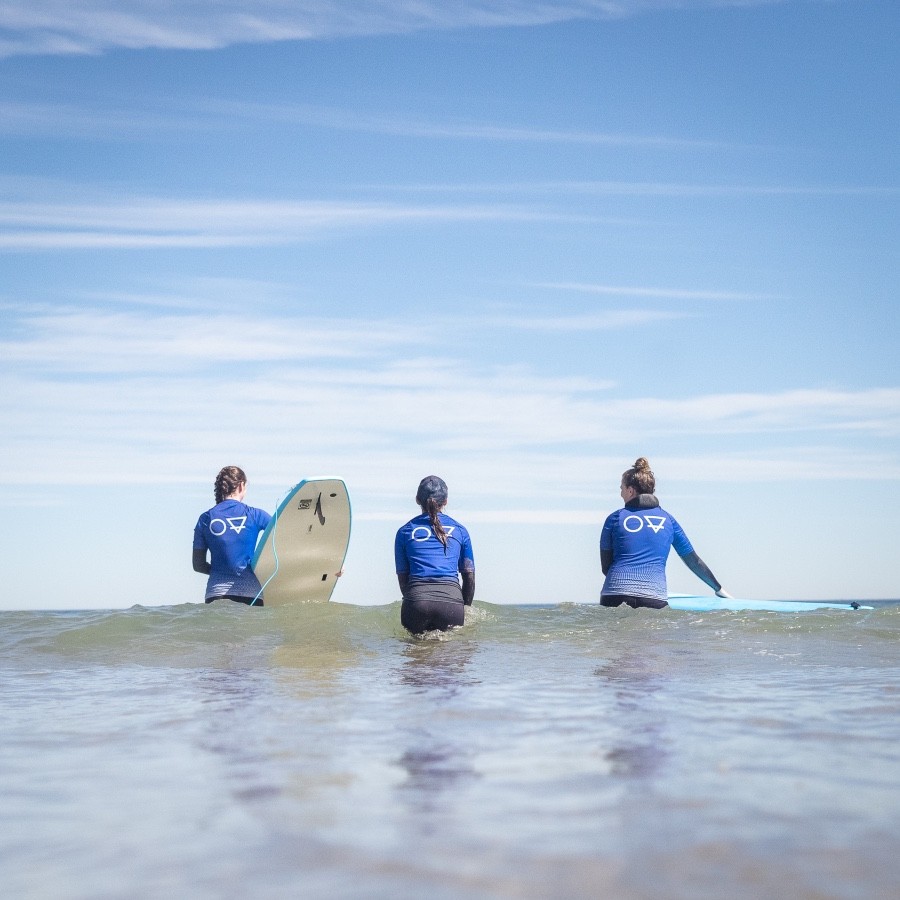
left=192, top=465, right=272, bottom=606
left=600, top=457, right=732, bottom=610
left=395, top=476, right=476, bottom=634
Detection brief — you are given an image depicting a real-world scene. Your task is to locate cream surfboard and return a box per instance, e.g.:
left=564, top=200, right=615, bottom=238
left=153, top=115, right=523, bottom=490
left=251, top=478, right=351, bottom=606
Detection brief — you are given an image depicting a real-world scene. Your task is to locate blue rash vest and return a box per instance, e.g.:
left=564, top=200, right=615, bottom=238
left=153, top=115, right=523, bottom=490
left=193, top=499, right=272, bottom=601
left=599, top=497, right=694, bottom=602
left=395, top=513, right=475, bottom=583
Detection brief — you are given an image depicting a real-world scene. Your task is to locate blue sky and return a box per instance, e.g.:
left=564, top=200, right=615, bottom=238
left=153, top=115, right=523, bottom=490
left=1, top=0, right=897, bottom=608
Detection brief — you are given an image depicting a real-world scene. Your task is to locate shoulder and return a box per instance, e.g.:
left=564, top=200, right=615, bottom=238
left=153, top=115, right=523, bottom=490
left=442, top=514, right=469, bottom=534
left=396, top=515, right=423, bottom=535
left=601, top=509, right=621, bottom=528
left=664, top=510, right=687, bottom=532
left=400, top=514, right=426, bottom=528
left=648, top=507, right=685, bottom=538
left=196, top=504, right=220, bottom=523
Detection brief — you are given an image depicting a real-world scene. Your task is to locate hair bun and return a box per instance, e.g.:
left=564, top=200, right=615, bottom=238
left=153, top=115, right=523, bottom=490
left=633, top=457, right=651, bottom=472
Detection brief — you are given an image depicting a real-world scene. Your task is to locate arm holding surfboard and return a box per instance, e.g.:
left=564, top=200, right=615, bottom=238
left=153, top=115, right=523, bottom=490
left=679, top=550, right=732, bottom=598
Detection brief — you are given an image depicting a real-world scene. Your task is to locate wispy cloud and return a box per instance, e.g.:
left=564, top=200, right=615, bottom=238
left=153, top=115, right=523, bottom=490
left=0, top=101, right=187, bottom=138
left=0, top=308, right=418, bottom=372
left=196, top=99, right=726, bottom=149
left=74, top=278, right=314, bottom=312
left=531, top=282, right=785, bottom=302
left=0, top=97, right=724, bottom=151
left=2, top=303, right=897, bottom=492
left=3, top=367, right=898, bottom=492
left=0, top=197, right=580, bottom=251
left=411, top=180, right=899, bottom=198
left=0, top=1, right=798, bottom=58
left=620, top=389, right=900, bottom=437
left=490, top=310, right=688, bottom=330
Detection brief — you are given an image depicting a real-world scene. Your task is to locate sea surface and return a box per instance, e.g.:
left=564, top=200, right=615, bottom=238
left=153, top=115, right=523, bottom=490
left=1, top=600, right=898, bottom=900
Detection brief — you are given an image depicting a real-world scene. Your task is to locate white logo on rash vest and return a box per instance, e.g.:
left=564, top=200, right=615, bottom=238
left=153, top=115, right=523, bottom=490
left=209, top=516, right=248, bottom=536
left=411, top=526, right=456, bottom=542
left=623, top=514, right=667, bottom=534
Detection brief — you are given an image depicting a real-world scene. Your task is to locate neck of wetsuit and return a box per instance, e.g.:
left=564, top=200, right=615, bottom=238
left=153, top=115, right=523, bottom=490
left=625, top=493, right=659, bottom=510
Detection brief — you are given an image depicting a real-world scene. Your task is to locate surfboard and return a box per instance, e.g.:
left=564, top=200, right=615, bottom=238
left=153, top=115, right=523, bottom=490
left=251, top=477, right=351, bottom=607
left=666, top=594, right=872, bottom=612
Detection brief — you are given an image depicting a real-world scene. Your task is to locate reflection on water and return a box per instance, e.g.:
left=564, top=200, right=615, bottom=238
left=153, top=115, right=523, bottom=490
left=196, top=668, right=262, bottom=705
left=394, top=638, right=480, bottom=824
left=268, top=604, right=372, bottom=695
left=595, top=652, right=668, bottom=780
left=190, top=669, right=291, bottom=810
left=396, top=745, right=478, bottom=820
left=398, top=637, right=479, bottom=695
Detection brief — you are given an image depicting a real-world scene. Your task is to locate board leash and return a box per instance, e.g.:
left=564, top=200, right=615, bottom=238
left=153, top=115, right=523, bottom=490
left=250, top=491, right=286, bottom=606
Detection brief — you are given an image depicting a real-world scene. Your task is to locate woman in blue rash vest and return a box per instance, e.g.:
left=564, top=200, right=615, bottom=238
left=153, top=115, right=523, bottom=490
left=395, top=476, right=476, bottom=634
left=192, top=465, right=272, bottom=606
left=600, top=457, right=732, bottom=610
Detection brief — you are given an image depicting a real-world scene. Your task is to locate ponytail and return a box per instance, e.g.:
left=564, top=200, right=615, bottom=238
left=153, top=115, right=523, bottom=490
left=415, top=475, right=450, bottom=552
left=425, top=497, right=449, bottom=550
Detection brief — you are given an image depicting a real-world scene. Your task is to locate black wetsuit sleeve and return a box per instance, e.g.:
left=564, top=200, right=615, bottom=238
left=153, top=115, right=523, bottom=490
left=600, top=548, right=613, bottom=576
left=679, top=550, right=722, bottom=592
left=397, top=572, right=410, bottom=596
left=461, top=569, right=475, bottom=606
left=193, top=547, right=211, bottom=574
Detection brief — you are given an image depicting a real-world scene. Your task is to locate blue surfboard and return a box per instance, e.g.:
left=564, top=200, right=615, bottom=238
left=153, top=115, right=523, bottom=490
left=666, top=594, right=872, bottom=612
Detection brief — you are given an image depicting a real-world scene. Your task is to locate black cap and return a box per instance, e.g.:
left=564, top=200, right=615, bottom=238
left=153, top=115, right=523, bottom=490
left=416, top=475, right=448, bottom=506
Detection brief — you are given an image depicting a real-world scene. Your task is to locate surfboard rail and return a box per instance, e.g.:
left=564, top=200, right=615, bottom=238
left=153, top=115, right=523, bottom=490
left=665, top=594, right=872, bottom=612
left=251, top=477, right=351, bottom=606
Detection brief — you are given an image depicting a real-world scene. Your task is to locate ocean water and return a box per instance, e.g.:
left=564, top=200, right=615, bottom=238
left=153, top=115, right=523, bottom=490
left=1, top=600, right=898, bottom=900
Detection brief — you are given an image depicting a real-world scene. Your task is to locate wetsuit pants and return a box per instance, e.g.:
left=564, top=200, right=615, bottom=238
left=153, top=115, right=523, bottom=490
left=401, top=579, right=466, bottom=633
left=205, top=595, right=264, bottom=607
left=601, top=594, right=668, bottom=610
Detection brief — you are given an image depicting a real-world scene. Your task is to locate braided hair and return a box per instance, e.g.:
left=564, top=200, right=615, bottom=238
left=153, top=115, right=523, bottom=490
left=621, top=457, right=655, bottom=495
left=416, top=475, right=449, bottom=550
left=214, top=465, right=247, bottom=503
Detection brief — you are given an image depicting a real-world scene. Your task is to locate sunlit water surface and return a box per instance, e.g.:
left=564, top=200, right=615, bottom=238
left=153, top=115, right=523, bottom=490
left=2, top=600, right=898, bottom=899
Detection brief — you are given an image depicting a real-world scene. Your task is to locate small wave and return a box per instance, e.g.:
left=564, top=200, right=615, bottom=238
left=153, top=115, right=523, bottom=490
left=2, top=601, right=897, bottom=674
